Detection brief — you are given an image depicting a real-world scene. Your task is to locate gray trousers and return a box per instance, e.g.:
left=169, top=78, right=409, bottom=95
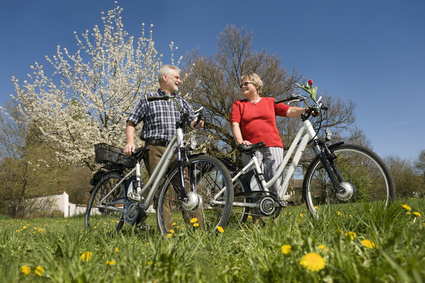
left=242, top=146, right=284, bottom=197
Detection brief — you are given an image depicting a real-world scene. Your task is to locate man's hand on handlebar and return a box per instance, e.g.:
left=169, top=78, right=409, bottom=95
left=123, top=143, right=135, bottom=156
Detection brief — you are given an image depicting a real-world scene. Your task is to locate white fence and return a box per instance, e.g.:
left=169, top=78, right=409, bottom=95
left=32, top=191, right=86, bottom=217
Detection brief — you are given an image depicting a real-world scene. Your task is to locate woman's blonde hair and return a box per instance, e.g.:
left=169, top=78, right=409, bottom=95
left=241, top=73, right=263, bottom=94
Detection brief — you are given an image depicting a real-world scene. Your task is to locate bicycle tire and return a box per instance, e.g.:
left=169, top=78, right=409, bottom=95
left=156, top=155, right=234, bottom=235
left=302, top=143, right=395, bottom=218
left=227, top=178, right=252, bottom=226
left=85, top=171, right=126, bottom=233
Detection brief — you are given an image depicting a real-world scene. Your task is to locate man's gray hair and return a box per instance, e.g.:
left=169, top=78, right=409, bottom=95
left=158, top=65, right=180, bottom=84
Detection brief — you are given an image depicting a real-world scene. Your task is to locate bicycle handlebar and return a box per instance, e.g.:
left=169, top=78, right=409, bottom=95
left=275, top=93, right=328, bottom=118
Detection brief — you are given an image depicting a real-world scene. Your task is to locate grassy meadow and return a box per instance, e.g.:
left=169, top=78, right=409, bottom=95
left=1, top=198, right=425, bottom=282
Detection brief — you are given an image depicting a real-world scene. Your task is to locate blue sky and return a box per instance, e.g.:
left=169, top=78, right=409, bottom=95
left=1, top=0, right=424, bottom=161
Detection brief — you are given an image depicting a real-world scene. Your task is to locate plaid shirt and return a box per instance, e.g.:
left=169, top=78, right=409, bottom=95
left=127, top=89, right=195, bottom=142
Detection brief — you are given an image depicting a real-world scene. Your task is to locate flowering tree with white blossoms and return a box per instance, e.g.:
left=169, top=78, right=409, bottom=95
left=10, top=3, right=178, bottom=168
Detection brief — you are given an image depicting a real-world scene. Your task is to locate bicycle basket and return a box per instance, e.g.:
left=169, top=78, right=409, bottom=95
left=94, top=143, right=136, bottom=168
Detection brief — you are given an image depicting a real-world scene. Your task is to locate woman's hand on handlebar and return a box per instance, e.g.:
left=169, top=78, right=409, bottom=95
left=190, top=119, right=204, bottom=129
left=238, top=140, right=252, bottom=146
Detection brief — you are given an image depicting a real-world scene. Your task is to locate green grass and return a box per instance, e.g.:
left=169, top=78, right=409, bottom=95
left=1, top=198, right=425, bottom=282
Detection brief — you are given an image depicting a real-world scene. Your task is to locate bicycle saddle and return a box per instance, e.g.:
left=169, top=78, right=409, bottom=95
left=237, top=142, right=266, bottom=153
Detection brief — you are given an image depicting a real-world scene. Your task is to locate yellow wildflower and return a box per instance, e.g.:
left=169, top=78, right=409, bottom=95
left=318, top=245, right=329, bottom=253
left=401, top=204, right=411, bottom=211
left=413, top=211, right=421, bottom=217
left=166, top=233, right=173, bottom=238
left=114, top=248, right=119, bottom=253
left=299, top=252, right=326, bottom=271
left=216, top=226, right=224, bottom=233
left=34, top=266, right=44, bottom=276
left=361, top=239, right=378, bottom=249
left=21, top=265, right=31, bottom=275
left=281, top=245, right=291, bottom=255
left=80, top=251, right=93, bottom=262
left=193, top=223, right=200, bottom=227
left=345, top=231, right=357, bottom=240
left=337, top=211, right=342, bottom=216
left=190, top=218, right=198, bottom=223
left=106, top=260, right=116, bottom=266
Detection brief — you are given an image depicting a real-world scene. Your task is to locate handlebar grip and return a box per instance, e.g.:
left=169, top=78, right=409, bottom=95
left=274, top=94, right=304, bottom=105
left=147, top=95, right=171, bottom=102
left=274, top=97, right=293, bottom=104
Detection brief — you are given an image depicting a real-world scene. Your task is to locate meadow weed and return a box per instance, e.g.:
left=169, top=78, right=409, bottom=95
left=1, top=198, right=424, bottom=282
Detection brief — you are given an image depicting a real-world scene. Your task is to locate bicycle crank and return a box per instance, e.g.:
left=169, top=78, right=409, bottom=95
left=124, top=201, right=146, bottom=225
left=336, top=182, right=357, bottom=201
left=182, top=191, right=203, bottom=212
left=258, top=195, right=279, bottom=216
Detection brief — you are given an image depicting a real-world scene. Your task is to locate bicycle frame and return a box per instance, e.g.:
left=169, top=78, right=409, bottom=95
left=96, top=124, right=186, bottom=213
left=229, top=118, right=318, bottom=206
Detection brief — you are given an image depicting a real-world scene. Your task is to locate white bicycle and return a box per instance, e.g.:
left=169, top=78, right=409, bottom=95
left=224, top=81, right=395, bottom=224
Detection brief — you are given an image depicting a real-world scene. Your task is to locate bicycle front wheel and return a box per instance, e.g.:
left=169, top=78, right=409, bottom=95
left=85, top=171, right=125, bottom=233
left=156, top=155, right=234, bottom=235
left=303, top=144, right=395, bottom=218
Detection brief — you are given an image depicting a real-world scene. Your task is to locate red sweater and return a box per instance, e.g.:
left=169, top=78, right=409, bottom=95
left=231, top=97, right=290, bottom=147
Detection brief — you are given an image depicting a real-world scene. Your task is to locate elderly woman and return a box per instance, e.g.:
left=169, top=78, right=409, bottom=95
left=231, top=73, right=308, bottom=197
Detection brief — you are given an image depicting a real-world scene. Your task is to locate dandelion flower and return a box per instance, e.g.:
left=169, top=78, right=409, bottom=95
left=34, top=266, right=44, bottom=276
left=114, top=248, right=119, bottom=253
left=169, top=229, right=175, bottom=234
left=190, top=218, right=198, bottom=223
left=80, top=251, right=93, bottom=262
left=21, top=265, right=31, bottom=275
left=106, top=260, right=116, bottom=266
left=216, top=226, right=224, bottom=233
left=413, top=211, right=421, bottom=217
left=299, top=252, right=326, bottom=271
left=166, top=233, right=173, bottom=238
left=337, top=211, right=343, bottom=216
left=193, top=223, right=200, bottom=227
left=281, top=245, right=291, bottom=255
left=361, top=239, right=378, bottom=249
left=345, top=231, right=357, bottom=240
left=401, top=204, right=411, bottom=211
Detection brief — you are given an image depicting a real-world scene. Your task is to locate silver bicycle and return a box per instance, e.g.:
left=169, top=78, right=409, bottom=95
left=85, top=95, right=234, bottom=235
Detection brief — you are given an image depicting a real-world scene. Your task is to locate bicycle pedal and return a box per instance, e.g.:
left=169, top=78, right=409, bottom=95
left=128, top=192, right=141, bottom=201
left=137, top=223, right=150, bottom=231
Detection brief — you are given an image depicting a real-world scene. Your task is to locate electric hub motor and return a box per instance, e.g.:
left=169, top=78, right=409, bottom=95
left=183, top=191, right=203, bottom=212
left=336, top=182, right=357, bottom=201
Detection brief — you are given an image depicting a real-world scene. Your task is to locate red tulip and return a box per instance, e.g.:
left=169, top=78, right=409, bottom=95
left=308, top=79, right=313, bottom=86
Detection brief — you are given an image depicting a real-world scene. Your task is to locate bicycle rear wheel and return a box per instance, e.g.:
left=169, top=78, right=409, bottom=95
left=156, top=155, right=234, bottom=235
left=85, top=171, right=125, bottom=233
left=303, top=143, right=395, bottom=218
left=227, top=178, right=252, bottom=226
